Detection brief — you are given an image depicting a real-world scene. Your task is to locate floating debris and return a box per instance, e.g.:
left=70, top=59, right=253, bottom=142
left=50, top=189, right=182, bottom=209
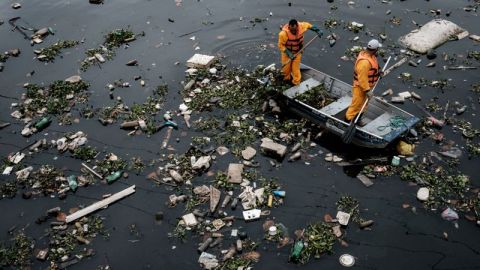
left=80, top=28, right=136, bottom=71
left=35, top=40, right=79, bottom=62
left=291, top=222, right=336, bottom=264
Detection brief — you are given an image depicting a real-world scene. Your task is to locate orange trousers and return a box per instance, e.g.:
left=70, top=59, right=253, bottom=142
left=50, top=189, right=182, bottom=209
left=281, top=53, right=302, bottom=85
left=345, top=86, right=368, bottom=121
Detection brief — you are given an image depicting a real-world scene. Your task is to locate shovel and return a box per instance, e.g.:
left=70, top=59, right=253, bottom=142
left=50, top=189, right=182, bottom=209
left=342, top=56, right=392, bottom=144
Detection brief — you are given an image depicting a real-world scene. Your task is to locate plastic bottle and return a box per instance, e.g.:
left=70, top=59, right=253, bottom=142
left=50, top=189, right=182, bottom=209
left=106, top=171, right=122, bottom=184
left=290, top=240, right=304, bottom=262
left=197, top=237, right=213, bottom=253
left=67, top=175, right=78, bottom=192
left=391, top=156, right=400, bottom=166
left=273, top=190, right=286, bottom=197
left=230, top=197, right=239, bottom=210
left=34, top=117, right=51, bottom=130
left=267, top=194, right=273, bottom=207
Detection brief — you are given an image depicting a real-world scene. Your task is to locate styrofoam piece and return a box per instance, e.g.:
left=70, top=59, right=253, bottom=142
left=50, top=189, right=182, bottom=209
left=242, top=209, right=261, bottom=221
left=186, top=54, right=215, bottom=68
left=336, top=211, right=351, bottom=226
left=398, top=91, right=412, bottom=99
left=398, top=19, right=466, bottom=54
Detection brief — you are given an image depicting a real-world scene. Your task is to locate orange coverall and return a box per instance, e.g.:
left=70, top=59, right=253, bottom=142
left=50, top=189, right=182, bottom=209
left=345, top=60, right=371, bottom=121
left=278, top=22, right=312, bottom=85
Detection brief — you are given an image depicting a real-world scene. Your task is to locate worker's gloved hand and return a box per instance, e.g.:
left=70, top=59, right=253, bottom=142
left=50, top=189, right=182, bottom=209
left=310, top=25, right=323, bottom=38
left=378, top=71, right=385, bottom=77
left=284, top=49, right=295, bottom=60
left=366, top=90, right=374, bottom=98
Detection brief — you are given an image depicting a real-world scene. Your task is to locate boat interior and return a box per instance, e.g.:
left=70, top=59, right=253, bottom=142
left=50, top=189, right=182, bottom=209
left=283, top=65, right=414, bottom=138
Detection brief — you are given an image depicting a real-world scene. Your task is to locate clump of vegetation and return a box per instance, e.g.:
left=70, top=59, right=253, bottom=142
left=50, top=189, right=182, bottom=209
left=48, top=216, right=107, bottom=264
left=294, top=83, right=337, bottom=109
left=194, top=117, right=220, bottom=131
left=73, top=145, right=98, bottom=160
left=181, top=67, right=285, bottom=112
left=154, top=84, right=168, bottom=99
left=389, top=16, right=401, bottom=25
left=424, top=78, right=450, bottom=90
left=466, top=141, right=480, bottom=158
left=0, top=232, right=34, bottom=267
left=191, top=136, right=211, bottom=148
left=451, top=118, right=480, bottom=138
left=472, top=83, right=480, bottom=93
left=95, top=154, right=127, bottom=176
left=0, top=53, right=9, bottom=62
left=0, top=180, right=18, bottom=199
left=467, top=51, right=480, bottom=61
left=36, top=40, right=79, bottom=62
left=425, top=102, right=443, bottom=112
left=20, top=80, right=90, bottom=117
left=167, top=147, right=205, bottom=182
left=296, top=222, right=336, bottom=264
left=220, top=257, right=253, bottom=270
left=81, top=28, right=136, bottom=71
left=98, top=85, right=168, bottom=134
left=104, top=28, right=135, bottom=49
left=336, top=195, right=362, bottom=223
left=400, top=163, right=470, bottom=209
left=344, top=46, right=362, bottom=58
left=214, top=171, right=232, bottom=190
left=129, top=157, right=145, bottom=173
left=18, top=165, right=64, bottom=195
left=323, top=18, right=338, bottom=28
left=214, top=115, right=257, bottom=156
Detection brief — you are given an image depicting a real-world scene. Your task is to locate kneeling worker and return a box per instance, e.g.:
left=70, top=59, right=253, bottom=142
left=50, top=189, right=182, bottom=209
left=345, top=39, right=382, bottom=126
left=278, top=19, right=323, bottom=85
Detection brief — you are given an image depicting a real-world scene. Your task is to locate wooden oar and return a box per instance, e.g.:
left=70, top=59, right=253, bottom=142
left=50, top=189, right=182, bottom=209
left=342, top=56, right=392, bottom=144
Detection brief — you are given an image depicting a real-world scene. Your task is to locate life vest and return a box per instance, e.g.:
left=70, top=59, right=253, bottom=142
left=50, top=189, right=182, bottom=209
left=281, top=23, right=306, bottom=54
left=353, top=51, right=379, bottom=87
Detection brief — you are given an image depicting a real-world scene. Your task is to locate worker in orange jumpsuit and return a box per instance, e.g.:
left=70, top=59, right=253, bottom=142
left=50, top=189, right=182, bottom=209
left=345, top=39, right=382, bottom=126
left=278, top=19, right=323, bottom=85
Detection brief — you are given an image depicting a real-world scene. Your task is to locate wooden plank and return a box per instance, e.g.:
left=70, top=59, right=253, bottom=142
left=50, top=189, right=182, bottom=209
left=356, top=174, right=374, bottom=187
left=320, top=96, right=351, bottom=115
left=81, top=163, right=103, bottom=179
left=210, top=185, right=221, bottom=213
left=66, top=185, right=136, bottom=223
left=284, top=78, right=321, bottom=98
left=383, top=57, right=408, bottom=76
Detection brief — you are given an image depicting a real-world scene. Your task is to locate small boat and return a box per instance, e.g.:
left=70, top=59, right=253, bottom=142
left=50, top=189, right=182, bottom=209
left=281, top=64, right=420, bottom=148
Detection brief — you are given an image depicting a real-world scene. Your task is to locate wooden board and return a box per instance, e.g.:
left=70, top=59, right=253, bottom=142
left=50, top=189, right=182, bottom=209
left=66, top=185, right=136, bottom=223
left=283, top=78, right=321, bottom=98
left=320, top=96, right=352, bottom=116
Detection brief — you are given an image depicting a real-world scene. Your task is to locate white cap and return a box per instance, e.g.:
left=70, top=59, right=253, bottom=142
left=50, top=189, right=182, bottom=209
left=367, top=39, right=382, bottom=50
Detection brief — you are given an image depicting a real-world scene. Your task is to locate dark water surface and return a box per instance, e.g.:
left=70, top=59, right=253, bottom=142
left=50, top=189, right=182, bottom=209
left=1, top=0, right=479, bottom=269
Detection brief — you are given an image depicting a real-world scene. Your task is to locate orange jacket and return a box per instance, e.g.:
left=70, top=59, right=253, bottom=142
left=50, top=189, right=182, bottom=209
left=278, top=22, right=312, bottom=54
left=353, top=51, right=379, bottom=90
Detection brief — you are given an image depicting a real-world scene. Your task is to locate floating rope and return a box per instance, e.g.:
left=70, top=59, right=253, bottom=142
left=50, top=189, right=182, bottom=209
left=377, top=116, right=407, bottom=131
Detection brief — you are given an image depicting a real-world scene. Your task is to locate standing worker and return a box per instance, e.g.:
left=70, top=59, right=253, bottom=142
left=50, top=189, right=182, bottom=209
left=345, top=39, right=382, bottom=126
left=278, top=19, right=323, bottom=86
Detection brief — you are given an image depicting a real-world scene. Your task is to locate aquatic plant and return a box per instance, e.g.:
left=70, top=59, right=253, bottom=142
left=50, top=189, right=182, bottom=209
left=36, top=40, right=79, bottom=62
